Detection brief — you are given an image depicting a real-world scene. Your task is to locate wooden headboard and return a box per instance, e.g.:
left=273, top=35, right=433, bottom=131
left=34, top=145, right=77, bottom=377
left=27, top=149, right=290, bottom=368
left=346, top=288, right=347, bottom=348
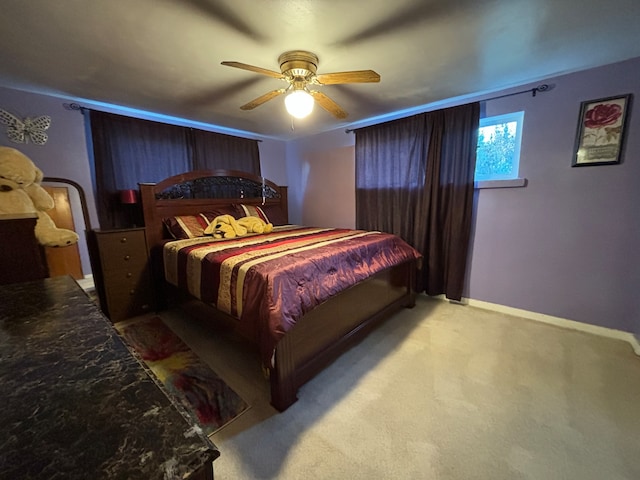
left=139, top=169, right=288, bottom=256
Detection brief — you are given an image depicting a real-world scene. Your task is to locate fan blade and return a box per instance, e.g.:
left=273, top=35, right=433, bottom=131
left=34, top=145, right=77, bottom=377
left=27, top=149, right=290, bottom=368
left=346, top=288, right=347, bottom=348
left=221, top=61, right=284, bottom=79
left=240, top=89, right=286, bottom=110
left=315, top=70, right=380, bottom=85
left=309, top=91, right=348, bottom=119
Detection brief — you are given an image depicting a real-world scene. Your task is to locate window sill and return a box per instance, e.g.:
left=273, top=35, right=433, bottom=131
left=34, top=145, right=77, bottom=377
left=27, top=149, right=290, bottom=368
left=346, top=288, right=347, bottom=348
left=475, top=178, right=527, bottom=189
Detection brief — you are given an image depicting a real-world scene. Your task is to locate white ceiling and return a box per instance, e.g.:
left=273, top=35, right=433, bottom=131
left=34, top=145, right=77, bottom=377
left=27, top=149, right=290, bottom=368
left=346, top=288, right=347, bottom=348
left=1, top=0, right=640, bottom=141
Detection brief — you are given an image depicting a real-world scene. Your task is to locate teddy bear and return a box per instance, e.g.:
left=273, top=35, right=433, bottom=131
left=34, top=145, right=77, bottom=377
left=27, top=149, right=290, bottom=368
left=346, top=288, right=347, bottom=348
left=204, top=214, right=273, bottom=239
left=0, top=146, right=79, bottom=247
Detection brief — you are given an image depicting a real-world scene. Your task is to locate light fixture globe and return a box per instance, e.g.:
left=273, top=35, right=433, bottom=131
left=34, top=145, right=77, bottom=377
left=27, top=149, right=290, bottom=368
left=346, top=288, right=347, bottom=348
left=285, top=90, right=314, bottom=119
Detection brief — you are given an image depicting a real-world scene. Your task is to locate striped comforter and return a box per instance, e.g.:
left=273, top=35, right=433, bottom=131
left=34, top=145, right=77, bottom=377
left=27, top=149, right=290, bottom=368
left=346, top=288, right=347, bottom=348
left=164, top=225, right=421, bottom=364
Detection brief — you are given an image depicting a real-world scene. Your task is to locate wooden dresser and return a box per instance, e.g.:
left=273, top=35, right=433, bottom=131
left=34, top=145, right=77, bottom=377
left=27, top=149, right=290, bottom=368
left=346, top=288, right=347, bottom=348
left=0, top=213, right=48, bottom=285
left=88, top=227, right=154, bottom=322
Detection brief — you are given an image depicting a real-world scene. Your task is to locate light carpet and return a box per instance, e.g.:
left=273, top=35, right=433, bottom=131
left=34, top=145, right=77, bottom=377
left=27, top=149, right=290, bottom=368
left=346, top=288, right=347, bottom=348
left=161, top=295, right=640, bottom=480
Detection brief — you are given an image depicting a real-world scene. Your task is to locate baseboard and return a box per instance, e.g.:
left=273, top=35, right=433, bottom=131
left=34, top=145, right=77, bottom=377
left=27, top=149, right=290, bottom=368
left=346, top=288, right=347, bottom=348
left=429, top=294, right=640, bottom=357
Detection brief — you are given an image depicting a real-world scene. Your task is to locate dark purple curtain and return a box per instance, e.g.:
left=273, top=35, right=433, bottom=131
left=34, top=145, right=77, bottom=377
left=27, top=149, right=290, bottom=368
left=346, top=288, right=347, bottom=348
left=355, top=102, right=479, bottom=300
left=88, top=110, right=260, bottom=229
left=191, top=128, right=260, bottom=172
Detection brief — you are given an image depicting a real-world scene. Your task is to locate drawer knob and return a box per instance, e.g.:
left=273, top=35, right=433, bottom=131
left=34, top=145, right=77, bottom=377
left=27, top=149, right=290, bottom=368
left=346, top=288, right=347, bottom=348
left=124, top=255, right=131, bottom=261
left=129, top=289, right=136, bottom=295
left=120, top=237, right=127, bottom=243
left=126, top=272, right=132, bottom=278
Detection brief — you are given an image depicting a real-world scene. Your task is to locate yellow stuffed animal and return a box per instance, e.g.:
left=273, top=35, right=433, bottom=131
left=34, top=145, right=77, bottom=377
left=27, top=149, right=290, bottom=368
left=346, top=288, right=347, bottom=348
left=237, top=215, right=273, bottom=234
left=203, top=214, right=274, bottom=238
left=204, top=214, right=247, bottom=239
left=0, top=146, right=79, bottom=247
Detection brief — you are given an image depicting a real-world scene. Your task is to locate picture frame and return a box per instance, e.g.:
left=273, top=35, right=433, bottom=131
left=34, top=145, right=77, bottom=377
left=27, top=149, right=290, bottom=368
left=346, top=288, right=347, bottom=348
left=572, top=93, right=632, bottom=167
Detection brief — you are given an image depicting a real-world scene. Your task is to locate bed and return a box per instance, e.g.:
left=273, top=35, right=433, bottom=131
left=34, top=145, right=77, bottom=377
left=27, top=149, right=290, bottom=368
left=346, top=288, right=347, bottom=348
left=140, top=170, right=422, bottom=411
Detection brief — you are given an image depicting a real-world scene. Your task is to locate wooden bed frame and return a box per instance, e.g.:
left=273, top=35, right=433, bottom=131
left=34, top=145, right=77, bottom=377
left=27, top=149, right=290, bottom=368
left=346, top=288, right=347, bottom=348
left=139, top=170, right=418, bottom=411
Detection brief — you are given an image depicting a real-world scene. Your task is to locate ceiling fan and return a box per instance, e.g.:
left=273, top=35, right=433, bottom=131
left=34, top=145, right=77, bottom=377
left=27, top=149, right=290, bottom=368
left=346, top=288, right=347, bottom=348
left=221, top=50, right=380, bottom=119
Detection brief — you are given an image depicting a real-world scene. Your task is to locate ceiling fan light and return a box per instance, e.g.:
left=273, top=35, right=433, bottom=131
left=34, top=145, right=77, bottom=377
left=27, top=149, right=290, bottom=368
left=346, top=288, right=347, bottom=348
left=285, top=90, right=314, bottom=118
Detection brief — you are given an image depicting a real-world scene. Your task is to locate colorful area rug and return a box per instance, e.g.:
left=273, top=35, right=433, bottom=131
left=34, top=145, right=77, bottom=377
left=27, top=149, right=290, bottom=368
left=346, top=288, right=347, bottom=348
left=115, top=316, right=249, bottom=435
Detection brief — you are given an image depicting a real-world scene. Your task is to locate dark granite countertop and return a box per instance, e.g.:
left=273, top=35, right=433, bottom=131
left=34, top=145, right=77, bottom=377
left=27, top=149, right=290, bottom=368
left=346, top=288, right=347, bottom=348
left=0, top=276, right=219, bottom=479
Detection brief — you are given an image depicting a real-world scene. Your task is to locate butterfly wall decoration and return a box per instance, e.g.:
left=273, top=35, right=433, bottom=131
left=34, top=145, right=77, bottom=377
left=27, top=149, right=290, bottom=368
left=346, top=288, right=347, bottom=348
left=0, top=109, right=51, bottom=145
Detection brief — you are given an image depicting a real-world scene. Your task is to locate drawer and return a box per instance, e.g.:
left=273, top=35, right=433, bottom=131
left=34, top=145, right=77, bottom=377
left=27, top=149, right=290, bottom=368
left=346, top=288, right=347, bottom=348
left=96, top=233, right=146, bottom=260
left=106, top=288, right=153, bottom=322
left=95, top=230, right=146, bottom=250
left=104, top=271, right=153, bottom=321
left=101, top=254, right=149, bottom=277
left=102, top=264, right=149, bottom=286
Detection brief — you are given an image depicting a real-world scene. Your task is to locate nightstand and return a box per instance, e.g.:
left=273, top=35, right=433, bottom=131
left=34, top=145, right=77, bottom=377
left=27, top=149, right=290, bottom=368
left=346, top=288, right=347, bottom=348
left=88, top=228, right=154, bottom=322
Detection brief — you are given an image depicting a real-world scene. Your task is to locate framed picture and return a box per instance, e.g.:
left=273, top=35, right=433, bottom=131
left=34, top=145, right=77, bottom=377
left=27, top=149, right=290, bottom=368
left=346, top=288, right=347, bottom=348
left=572, top=93, right=632, bottom=167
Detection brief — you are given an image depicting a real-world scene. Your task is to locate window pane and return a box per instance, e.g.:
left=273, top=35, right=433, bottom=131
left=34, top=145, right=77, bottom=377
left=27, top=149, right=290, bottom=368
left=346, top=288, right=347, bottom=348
left=475, top=112, right=524, bottom=181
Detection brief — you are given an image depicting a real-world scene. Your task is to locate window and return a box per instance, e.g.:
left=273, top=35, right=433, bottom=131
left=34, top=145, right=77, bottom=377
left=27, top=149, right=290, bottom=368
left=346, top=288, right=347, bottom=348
left=475, top=111, right=524, bottom=183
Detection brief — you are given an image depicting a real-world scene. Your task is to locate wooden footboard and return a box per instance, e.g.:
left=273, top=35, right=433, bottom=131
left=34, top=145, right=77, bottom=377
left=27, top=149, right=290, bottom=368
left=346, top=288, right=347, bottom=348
left=269, top=259, right=417, bottom=411
left=168, top=259, right=417, bottom=411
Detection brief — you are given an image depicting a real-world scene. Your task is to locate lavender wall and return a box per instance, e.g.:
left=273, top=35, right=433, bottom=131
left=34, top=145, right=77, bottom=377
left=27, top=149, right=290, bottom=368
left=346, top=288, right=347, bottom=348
left=468, top=57, right=640, bottom=334
left=258, top=139, right=288, bottom=186
left=0, top=86, right=98, bottom=275
left=285, top=129, right=355, bottom=228
left=288, top=58, right=640, bottom=337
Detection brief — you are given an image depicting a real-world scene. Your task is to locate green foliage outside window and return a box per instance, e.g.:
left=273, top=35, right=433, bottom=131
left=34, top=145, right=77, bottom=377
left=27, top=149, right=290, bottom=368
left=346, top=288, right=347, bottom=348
left=475, top=112, right=524, bottom=182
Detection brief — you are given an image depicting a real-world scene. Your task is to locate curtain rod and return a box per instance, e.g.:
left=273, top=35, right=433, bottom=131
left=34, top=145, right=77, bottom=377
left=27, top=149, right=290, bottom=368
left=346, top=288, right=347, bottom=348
left=62, top=102, right=263, bottom=141
left=345, top=84, right=550, bottom=133
left=63, top=102, right=86, bottom=112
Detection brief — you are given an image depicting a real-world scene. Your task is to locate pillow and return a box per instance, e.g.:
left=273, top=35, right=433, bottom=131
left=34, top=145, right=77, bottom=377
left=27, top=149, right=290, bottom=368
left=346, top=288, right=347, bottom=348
left=163, top=205, right=243, bottom=239
left=258, top=204, right=288, bottom=226
left=237, top=203, right=288, bottom=226
left=199, top=205, right=243, bottom=225
left=163, top=214, right=211, bottom=239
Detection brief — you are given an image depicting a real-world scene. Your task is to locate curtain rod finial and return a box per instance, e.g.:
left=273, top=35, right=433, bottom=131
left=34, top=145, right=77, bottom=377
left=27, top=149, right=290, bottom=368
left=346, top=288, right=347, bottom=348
left=533, top=84, right=551, bottom=97
left=63, top=103, right=84, bottom=112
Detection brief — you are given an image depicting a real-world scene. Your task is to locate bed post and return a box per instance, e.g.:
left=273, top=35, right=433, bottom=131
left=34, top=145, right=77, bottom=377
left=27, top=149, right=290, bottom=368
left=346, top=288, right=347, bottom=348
left=139, top=181, right=170, bottom=309
left=270, top=337, right=298, bottom=411
left=139, top=182, right=163, bottom=259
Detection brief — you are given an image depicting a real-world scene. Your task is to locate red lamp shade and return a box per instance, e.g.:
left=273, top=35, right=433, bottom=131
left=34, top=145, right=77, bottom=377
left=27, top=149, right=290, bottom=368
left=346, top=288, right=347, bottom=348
left=119, top=189, right=137, bottom=205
